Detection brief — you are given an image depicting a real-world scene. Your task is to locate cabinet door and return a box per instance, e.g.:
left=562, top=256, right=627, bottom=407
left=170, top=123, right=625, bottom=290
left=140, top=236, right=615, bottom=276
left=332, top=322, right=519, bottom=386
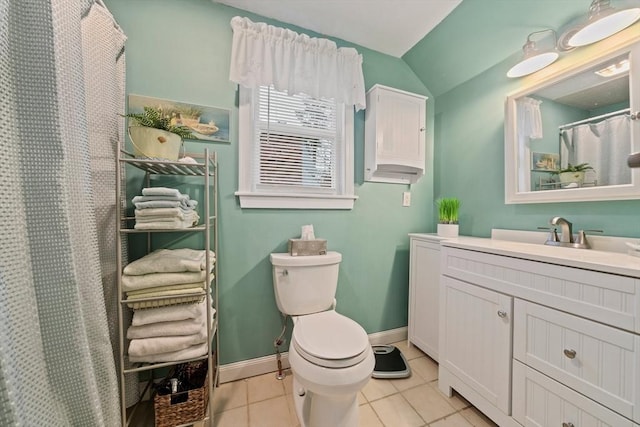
left=409, top=238, right=440, bottom=361
left=376, top=88, right=425, bottom=168
left=440, top=276, right=513, bottom=414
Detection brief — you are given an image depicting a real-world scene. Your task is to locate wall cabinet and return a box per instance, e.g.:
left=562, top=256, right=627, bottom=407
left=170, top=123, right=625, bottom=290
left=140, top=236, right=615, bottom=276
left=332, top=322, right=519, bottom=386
left=364, top=84, right=427, bottom=184
left=408, top=234, right=445, bottom=361
left=438, top=241, right=640, bottom=427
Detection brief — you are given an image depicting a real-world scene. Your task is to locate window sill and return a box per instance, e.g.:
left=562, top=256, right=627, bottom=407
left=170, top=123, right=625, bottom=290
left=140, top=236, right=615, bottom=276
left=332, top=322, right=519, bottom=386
left=235, top=192, right=357, bottom=209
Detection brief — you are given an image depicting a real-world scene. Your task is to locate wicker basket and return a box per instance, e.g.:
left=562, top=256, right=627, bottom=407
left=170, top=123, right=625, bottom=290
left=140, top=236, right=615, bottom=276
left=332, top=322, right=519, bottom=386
left=154, top=361, right=209, bottom=427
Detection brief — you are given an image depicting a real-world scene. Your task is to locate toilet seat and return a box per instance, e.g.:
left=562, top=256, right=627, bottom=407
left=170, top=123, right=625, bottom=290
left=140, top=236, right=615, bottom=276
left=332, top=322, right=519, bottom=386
left=292, top=311, right=370, bottom=368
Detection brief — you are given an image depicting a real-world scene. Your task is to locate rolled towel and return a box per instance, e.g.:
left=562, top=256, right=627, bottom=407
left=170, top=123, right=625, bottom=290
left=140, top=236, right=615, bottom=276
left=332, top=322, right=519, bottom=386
left=141, top=187, right=182, bottom=197
left=131, top=299, right=206, bottom=326
left=128, top=328, right=208, bottom=357
left=122, top=270, right=207, bottom=292
left=128, top=342, right=208, bottom=363
left=124, top=249, right=215, bottom=276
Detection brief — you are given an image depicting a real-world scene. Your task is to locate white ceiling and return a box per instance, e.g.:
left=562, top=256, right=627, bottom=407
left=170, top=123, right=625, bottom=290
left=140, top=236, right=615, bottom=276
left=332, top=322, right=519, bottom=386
left=213, top=0, right=463, bottom=57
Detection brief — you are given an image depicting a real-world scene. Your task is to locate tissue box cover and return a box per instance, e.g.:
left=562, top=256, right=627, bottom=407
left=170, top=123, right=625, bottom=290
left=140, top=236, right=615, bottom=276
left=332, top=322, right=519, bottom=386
left=288, top=239, right=327, bottom=256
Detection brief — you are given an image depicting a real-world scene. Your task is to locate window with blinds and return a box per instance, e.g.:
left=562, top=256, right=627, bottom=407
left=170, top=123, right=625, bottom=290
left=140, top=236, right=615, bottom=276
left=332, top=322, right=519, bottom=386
left=254, top=86, right=339, bottom=193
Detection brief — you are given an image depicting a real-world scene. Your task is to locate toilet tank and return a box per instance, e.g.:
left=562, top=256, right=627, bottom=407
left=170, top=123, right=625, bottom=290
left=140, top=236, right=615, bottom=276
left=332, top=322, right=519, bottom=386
left=270, top=251, right=342, bottom=316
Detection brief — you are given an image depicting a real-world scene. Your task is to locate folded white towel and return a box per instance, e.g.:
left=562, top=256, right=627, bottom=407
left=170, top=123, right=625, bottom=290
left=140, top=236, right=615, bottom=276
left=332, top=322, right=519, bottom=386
left=142, top=187, right=182, bottom=198
left=127, top=295, right=205, bottom=310
left=133, top=199, right=198, bottom=210
left=126, top=282, right=206, bottom=298
left=128, top=325, right=208, bottom=357
left=134, top=217, right=199, bottom=230
left=127, top=316, right=207, bottom=340
left=123, top=249, right=215, bottom=276
left=134, top=207, right=193, bottom=219
left=131, top=300, right=207, bottom=326
left=128, top=342, right=208, bottom=363
left=122, top=270, right=207, bottom=292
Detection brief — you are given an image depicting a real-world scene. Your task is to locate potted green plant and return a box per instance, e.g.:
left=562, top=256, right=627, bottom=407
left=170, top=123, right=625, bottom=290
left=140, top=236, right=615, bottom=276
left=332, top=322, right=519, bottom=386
left=436, top=197, right=460, bottom=237
left=125, top=106, right=193, bottom=160
left=552, top=162, right=594, bottom=186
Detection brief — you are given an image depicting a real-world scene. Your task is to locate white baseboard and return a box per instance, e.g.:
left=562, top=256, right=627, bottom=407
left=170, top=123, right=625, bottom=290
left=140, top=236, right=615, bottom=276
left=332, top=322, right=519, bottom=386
left=218, top=326, right=407, bottom=383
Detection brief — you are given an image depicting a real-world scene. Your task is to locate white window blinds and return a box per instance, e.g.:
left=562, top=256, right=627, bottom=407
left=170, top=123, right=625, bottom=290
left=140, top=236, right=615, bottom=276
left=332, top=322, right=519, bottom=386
left=255, top=86, right=339, bottom=192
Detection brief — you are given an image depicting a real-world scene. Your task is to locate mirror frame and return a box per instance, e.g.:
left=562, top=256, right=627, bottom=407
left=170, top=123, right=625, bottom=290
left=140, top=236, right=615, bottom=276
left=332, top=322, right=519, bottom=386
left=504, top=28, right=640, bottom=204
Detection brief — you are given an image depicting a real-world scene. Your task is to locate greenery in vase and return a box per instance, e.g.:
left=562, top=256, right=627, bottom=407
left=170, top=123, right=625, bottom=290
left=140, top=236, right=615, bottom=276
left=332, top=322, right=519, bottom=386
left=552, top=162, right=594, bottom=174
left=125, top=106, right=194, bottom=139
left=436, top=197, right=460, bottom=224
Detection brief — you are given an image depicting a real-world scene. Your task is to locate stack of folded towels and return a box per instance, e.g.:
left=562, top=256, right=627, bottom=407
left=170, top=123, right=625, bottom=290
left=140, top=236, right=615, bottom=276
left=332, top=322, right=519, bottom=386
left=123, top=248, right=216, bottom=363
left=132, top=187, right=200, bottom=230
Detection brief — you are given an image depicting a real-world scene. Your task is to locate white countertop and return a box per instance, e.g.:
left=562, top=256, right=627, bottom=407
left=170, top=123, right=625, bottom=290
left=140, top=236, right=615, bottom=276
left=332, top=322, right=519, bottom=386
left=441, top=236, right=640, bottom=278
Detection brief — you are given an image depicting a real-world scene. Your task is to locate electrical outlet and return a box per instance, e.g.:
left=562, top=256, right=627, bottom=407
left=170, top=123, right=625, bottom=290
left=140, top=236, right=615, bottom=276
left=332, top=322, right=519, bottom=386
left=402, top=192, right=411, bottom=207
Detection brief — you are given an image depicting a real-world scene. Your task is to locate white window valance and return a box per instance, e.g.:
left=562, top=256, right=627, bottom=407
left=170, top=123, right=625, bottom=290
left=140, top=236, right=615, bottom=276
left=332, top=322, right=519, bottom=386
left=229, top=16, right=366, bottom=111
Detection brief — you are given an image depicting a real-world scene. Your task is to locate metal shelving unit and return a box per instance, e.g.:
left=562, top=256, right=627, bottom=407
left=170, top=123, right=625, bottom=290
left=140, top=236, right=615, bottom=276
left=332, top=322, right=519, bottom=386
left=116, top=149, right=219, bottom=427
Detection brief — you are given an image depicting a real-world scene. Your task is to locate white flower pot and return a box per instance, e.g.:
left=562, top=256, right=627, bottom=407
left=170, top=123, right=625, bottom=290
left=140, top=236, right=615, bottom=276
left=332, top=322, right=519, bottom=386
left=128, top=126, right=182, bottom=160
left=559, top=171, right=585, bottom=185
left=437, top=223, right=459, bottom=238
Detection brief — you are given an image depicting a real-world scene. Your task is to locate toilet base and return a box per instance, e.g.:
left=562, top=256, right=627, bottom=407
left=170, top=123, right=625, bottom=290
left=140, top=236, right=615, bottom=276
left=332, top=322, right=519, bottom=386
left=292, top=376, right=359, bottom=427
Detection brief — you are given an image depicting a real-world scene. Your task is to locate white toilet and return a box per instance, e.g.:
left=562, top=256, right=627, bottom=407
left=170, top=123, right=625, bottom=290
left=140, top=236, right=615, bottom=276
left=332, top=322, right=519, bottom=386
left=270, top=251, right=374, bottom=427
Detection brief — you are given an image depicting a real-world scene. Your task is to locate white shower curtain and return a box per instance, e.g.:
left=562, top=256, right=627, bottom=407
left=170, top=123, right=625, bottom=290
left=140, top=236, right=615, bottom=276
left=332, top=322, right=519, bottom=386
left=561, top=114, right=631, bottom=186
left=0, top=0, right=123, bottom=424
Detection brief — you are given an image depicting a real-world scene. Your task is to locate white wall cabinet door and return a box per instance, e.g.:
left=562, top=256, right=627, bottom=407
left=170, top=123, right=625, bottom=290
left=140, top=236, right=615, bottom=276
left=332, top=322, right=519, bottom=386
left=408, top=236, right=441, bottom=361
left=364, top=84, right=426, bottom=184
left=440, top=276, right=513, bottom=414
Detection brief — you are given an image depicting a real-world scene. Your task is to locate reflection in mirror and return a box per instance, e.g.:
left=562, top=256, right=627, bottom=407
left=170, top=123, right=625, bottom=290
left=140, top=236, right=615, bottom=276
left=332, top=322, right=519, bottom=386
left=520, top=52, right=630, bottom=192
left=505, top=36, right=640, bottom=204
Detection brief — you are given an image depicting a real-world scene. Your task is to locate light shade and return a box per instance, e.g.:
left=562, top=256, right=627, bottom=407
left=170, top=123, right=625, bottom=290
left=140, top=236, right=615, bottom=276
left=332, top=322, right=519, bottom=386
left=568, top=0, right=640, bottom=47
left=507, top=30, right=559, bottom=78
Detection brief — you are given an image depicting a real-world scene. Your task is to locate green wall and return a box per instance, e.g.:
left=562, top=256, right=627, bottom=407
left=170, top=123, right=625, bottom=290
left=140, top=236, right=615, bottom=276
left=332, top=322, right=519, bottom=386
left=106, top=0, right=435, bottom=364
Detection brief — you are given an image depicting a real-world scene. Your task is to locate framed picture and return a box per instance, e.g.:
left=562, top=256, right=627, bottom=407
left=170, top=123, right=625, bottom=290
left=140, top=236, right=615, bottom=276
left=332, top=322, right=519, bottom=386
left=128, top=94, right=230, bottom=143
left=531, top=152, right=559, bottom=171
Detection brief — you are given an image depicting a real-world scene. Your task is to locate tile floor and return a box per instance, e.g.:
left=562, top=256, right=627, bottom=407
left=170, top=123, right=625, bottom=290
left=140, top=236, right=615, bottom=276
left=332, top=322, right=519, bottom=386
left=212, top=341, right=498, bottom=427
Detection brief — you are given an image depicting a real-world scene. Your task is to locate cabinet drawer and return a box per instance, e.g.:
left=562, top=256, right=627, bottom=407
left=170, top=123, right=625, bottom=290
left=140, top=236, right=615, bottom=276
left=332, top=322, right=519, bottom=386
left=514, top=299, right=640, bottom=422
left=513, top=360, right=637, bottom=427
left=441, top=246, right=640, bottom=333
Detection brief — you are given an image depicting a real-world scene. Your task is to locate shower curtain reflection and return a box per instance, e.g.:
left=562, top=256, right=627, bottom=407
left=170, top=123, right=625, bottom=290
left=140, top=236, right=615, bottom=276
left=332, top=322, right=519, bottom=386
left=560, top=113, right=631, bottom=186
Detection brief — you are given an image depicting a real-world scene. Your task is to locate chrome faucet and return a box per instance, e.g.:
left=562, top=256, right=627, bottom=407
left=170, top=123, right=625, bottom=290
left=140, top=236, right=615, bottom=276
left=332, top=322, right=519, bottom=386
left=550, top=216, right=573, bottom=243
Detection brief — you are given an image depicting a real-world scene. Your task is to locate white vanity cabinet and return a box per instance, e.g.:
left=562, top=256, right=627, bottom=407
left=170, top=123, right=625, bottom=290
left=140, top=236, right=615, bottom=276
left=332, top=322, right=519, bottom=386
left=438, top=239, right=640, bottom=427
left=364, top=84, right=427, bottom=184
left=408, top=234, right=445, bottom=361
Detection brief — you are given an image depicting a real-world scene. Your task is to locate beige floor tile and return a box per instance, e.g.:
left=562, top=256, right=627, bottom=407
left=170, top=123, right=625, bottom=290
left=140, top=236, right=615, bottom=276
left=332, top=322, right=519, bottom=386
left=429, top=381, right=472, bottom=411
left=459, top=407, right=499, bottom=427
left=213, top=406, right=248, bottom=427
left=392, top=340, right=427, bottom=360
left=359, top=403, right=384, bottom=427
left=358, top=390, right=367, bottom=405
left=402, top=384, right=456, bottom=424
left=282, top=370, right=294, bottom=395
left=429, top=413, right=473, bottom=427
left=409, top=356, right=438, bottom=382
left=285, top=394, right=301, bottom=427
left=361, top=377, right=398, bottom=401
left=214, top=379, right=248, bottom=414
left=389, top=369, right=427, bottom=392
left=370, top=393, right=425, bottom=427
left=248, top=395, right=296, bottom=427
left=247, top=372, right=286, bottom=403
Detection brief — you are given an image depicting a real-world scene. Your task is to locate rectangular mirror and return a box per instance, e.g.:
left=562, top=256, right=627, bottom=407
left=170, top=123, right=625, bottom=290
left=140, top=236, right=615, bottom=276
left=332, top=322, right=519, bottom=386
left=505, top=37, right=640, bottom=203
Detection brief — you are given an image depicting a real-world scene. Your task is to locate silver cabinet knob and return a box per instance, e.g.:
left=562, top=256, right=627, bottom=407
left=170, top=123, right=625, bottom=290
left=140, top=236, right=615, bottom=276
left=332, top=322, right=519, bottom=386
left=281, top=269, right=288, bottom=276
left=562, top=422, right=575, bottom=427
left=563, top=349, right=576, bottom=359
left=497, top=310, right=507, bottom=318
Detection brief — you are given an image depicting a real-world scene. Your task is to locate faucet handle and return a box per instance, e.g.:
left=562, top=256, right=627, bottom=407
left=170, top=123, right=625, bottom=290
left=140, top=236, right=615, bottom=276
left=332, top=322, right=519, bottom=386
left=575, top=229, right=603, bottom=248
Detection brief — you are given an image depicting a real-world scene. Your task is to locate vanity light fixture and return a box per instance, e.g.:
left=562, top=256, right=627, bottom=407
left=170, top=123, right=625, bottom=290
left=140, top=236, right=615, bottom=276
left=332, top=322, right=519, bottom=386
left=507, top=29, right=559, bottom=78
left=568, top=0, right=640, bottom=47
left=595, top=58, right=630, bottom=76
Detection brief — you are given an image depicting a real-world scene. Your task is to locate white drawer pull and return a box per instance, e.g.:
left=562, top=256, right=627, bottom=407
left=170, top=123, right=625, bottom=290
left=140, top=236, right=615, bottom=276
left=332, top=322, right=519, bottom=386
left=497, top=310, right=507, bottom=318
left=562, top=423, right=574, bottom=427
left=563, top=349, right=576, bottom=359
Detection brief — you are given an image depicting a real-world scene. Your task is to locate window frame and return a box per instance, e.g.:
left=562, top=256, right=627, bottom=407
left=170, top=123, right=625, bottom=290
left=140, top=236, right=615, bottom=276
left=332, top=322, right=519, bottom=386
left=235, top=85, right=356, bottom=209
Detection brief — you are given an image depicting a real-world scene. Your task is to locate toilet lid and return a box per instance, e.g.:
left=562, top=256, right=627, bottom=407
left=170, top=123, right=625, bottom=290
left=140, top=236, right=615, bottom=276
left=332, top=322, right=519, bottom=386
left=292, top=311, right=370, bottom=368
